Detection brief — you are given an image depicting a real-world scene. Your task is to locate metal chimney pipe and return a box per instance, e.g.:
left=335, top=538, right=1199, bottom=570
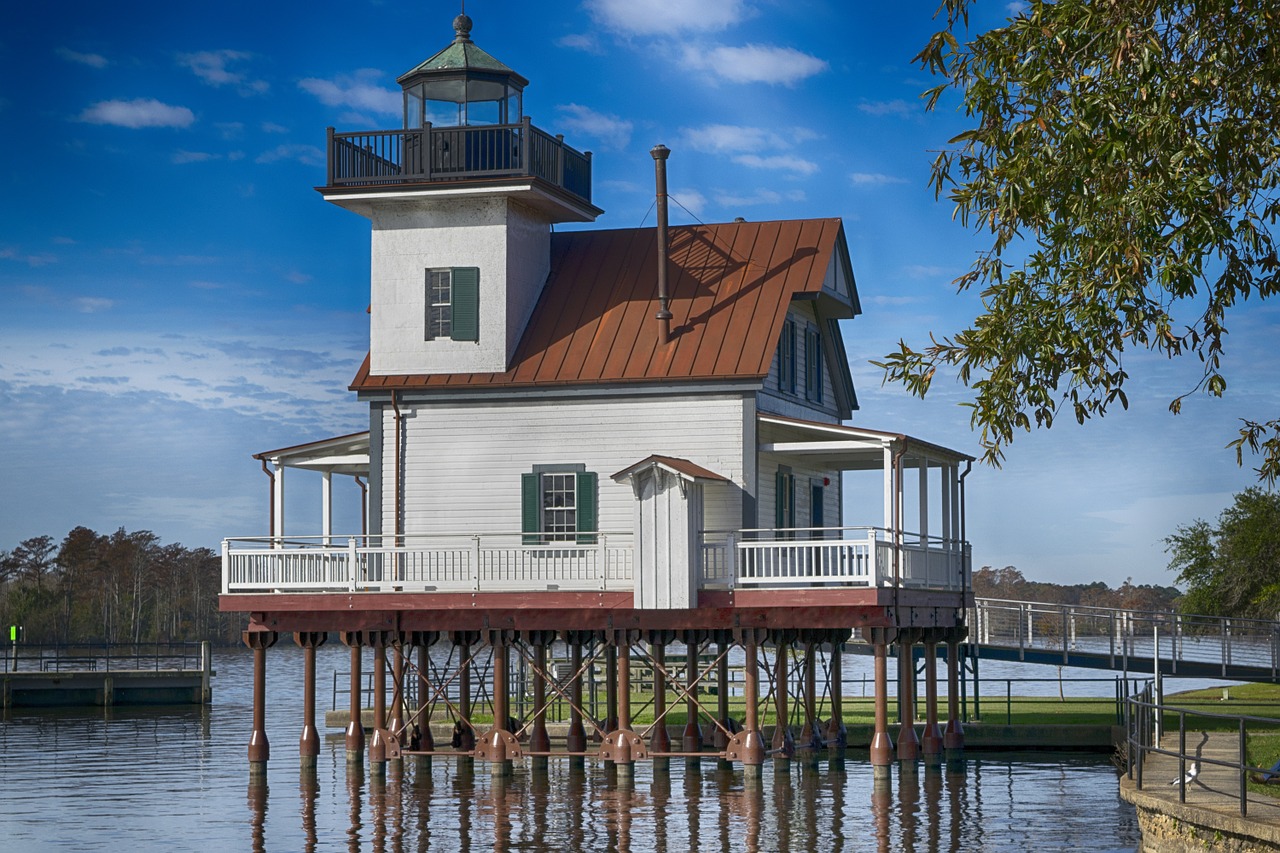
left=651, top=144, right=674, bottom=345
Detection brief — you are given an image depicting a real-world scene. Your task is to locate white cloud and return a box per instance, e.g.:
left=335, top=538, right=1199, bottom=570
left=57, top=47, right=108, bottom=68
left=555, top=103, right=633, bottom=150
left=177, top=50, right=268, bottom=94
left=731, top=154, right=818, bottom=175
left=713, top=188, right=805, bottom=207
left=74, top=297, right=115, bottom=313
left=669, top=190, right=707, bottom=217
left=77, top=98, right=195, bottom=129
left=557, top=33, right=602, bottom=53
left=261, top=122, right=288, bottom=134
left=858, top=99, right=916, bottom=118
left=298, top=70, right=399, bottom=116
left=585, top=0, right=750, bottom=36
left=255, top=144, right=325, bottom=166
left=683, top=43, right=827, bottom=86
left=850, top=172, right=908, bottom=186
left=1, top=247, right=57, bottom=267
left=683, top=124, right=787, bottom=154
left=903, top=264, right=951, bottom=279
left=172, top=150, right=219, bottom=164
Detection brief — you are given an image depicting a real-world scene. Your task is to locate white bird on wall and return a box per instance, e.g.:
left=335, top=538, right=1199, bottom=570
left=1169, top=761, right=1200, bottom=785
left=1170, top=731, right=1210, bottom=786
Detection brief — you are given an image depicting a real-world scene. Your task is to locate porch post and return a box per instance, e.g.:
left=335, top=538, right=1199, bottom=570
left=272, top=462, right=285, bottom=545
left=918, top=455, right=929, bottom=546
left=321, top=470, right=333, bottom=546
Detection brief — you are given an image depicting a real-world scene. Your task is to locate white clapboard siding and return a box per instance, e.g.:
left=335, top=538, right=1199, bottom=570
left=379, top=393, right=748, bottom=536
left=756, top=457, right=843, bottom=532
left=758, top=304, right=840, bottom=422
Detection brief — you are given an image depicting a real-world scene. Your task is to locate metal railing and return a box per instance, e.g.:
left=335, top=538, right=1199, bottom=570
left=970, top=598, right=1280, bottom=679
left=325, top=118, right=593, bottom=204
left=1126, top=689, right=1280, bottom=817
left=2, top=642, right=209, bottom=674
left=223, top=532, right=632, bottom=594
left=700, top=527, right=969, bottom=591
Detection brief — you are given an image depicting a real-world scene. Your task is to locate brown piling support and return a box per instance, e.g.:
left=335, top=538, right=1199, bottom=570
left=771, top=630, right=796, bottom=769
left=604, top=642, right=619, bottom=736
left=944, top=631, right=967, bottom=760
left=897, top=630, right=920, bottom=765
left=600, top=630, right=643, bottom=778
left=800, top=632, right=823, bottom=763
left=713, top=631, right=733, bottom=764
left=243, top=630, right=278, bottom=779
left=478, top=630, right=516, bottom=776
left=529, top=632, right=553, bottom=770
left=416, top=637, right=435, bottom=755
left=826, top=629, right=850, bottom=753
left=866, top=627, right=895, bottom=780
left=369, top=634, right=388, bottom=769
left=681, top=630, right=703, bottom=765
left=564, top=633, right=587, bottom=765
left=341, top=633, right=364, bottom=764
left=648, top=631, right=674, bottom=768
left=453, top=631, right=477, bottom=755
left=294, top=631, right=326, bottom=772
left=389, top=640, right=405, bottom=759
left=921, top=632, right=944, bottom=767
left=731, top=628, right=768, bottom=782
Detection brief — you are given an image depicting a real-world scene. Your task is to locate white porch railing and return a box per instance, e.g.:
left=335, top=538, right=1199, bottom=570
left=222, top=527, right=970, bottom=595
left=699, top=527, right=968, bottom=591
left=222, top=532, right=633, bottom=594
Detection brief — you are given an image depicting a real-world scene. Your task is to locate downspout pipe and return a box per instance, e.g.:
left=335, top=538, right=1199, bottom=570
left=959, top=459, right=973, bottom=603
left=651, top=144, right=674, bottom=345
left=391, top=391, right=402, bottom=547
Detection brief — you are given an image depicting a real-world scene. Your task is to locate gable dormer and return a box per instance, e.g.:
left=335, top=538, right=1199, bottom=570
left=318, top=14, right=602, bottom=377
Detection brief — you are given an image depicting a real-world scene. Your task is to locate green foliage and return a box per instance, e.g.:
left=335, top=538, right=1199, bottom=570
left=971, top=564, right=1181, bottom=610
left=1166, top=488, right=1280, bottom=618
left=876, top=0, right=1280, bottom=482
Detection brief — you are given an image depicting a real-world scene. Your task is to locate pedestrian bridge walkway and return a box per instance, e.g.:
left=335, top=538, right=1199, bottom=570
left=967, top=598, right=1280, bottom=683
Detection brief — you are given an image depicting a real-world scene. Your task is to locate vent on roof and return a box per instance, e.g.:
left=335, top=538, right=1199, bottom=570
left=651, top=144, right=674, bottom=346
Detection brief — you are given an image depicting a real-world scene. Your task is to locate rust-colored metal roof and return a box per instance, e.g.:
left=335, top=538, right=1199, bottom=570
left=351, top=217, right=850, bottom=392
left=612, top=455, right=731, bottom=483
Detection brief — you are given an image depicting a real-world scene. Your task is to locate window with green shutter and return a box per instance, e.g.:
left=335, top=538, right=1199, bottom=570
left=521, top=466, right=597, bottom=545
left=804, top=325, right=823, bottom=403
left=425, top=267, right=479, bottom=342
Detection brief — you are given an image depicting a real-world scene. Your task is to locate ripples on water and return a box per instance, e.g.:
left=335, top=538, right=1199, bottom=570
left=0, top=645, right=1139, bottom=852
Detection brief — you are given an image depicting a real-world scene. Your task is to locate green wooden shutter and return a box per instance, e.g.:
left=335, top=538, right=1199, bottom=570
left=775, top=470, right=787, bottom=529
left=451, top=267, right=480, bottom=341
left=521, top=472, right=540, bottom=545
left=575, top=471, right=598, bottom=544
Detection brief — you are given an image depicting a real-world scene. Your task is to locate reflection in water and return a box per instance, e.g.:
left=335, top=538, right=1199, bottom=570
left=0, top=649, right=1140, bottom=852
left=247, top=781, right=267, bottom=853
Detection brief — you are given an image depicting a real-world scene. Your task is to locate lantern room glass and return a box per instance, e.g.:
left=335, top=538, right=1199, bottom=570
left=403, top=77, right=522, bottom=129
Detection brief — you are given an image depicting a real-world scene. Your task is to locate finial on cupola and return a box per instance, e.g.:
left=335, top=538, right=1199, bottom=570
left=454, top=7, right=473, bottom=43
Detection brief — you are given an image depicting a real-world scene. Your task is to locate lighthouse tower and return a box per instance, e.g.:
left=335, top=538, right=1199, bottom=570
left=320, top=14, right=602, bottom=377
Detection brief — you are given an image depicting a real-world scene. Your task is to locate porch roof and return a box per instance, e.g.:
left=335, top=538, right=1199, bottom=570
left=757, top=413, right=974, bottom=470
left=252, top=431, right=370, bottom=475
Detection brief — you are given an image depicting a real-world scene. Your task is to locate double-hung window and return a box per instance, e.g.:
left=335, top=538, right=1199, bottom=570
left=522, top=466, right=598, bottom=544
left=425, top=267, right=479, bottom=341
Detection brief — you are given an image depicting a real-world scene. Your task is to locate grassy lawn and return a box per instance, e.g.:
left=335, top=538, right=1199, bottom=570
left=1159, top=682, right=1280, bottom=732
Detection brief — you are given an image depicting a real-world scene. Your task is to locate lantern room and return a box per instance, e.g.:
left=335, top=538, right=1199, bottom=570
left=398, top=14, right=527, bottom=129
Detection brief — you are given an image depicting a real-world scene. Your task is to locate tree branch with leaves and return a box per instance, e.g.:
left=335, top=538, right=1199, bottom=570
left=876, top=0, right=1280, bottom=482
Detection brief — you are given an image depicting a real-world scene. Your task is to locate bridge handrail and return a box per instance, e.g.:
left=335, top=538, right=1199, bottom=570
left=974, top=596, right=1280, bottom=633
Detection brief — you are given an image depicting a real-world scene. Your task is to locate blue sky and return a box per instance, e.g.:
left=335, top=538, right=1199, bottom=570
left=2, top=0, right=1275, bottom=586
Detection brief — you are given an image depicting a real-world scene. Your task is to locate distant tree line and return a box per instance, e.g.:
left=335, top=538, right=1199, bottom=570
left=971, top=565, right=1182, bottom=613
left=0, top=527, right=245, bottom=645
